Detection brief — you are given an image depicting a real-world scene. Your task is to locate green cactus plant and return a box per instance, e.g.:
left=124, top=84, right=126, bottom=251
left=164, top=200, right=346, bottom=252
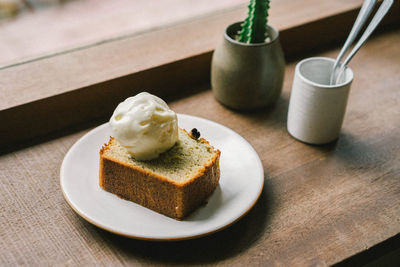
left=238, top=0, right=270, bottom=44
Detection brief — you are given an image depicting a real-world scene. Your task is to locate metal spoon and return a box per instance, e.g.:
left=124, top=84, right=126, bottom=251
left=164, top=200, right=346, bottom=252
left=330, top=0, right=394, bottom=85
left=329, top=0, right=377, bottom=85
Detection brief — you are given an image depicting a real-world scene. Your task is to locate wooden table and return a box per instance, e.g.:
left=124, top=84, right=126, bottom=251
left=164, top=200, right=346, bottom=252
left=1, top=24, right=399, bottom=265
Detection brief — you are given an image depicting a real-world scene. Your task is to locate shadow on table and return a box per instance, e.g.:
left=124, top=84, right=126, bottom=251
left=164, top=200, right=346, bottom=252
left=89, top=175, right=276, bottom=265
left=334, top=233, right=400, bottom=267
left=304, top=129, right=399, bottom=171
left=227, top=93, right=290, bottom=129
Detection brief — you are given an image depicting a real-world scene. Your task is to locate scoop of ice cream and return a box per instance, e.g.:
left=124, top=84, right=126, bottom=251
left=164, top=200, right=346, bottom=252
left=109, top=92, right=178, bottom=160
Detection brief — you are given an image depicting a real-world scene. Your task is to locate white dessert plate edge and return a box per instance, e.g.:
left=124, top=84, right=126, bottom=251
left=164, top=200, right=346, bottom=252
left=60, top=114, right=264, bottom=241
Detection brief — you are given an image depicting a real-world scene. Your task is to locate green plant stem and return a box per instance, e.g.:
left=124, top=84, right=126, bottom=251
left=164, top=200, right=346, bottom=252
left=238, top=0, right=270, bottom=44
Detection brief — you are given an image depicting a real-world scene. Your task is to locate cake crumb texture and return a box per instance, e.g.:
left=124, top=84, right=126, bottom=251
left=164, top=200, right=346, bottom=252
left=99, top=129, right=220, bottom=219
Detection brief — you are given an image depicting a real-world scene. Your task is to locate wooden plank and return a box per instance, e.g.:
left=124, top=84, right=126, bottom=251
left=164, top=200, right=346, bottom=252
left=0, top=0, right=399, bottom=149
left=0, top=0, right=366, bottom=109
left=0, top=0, right=366, bottom=69
left=0, top=54, right=212, bottom=151
left=0, top=29, right=399, bottom=266
left=0, top=0, right=248, bottom=67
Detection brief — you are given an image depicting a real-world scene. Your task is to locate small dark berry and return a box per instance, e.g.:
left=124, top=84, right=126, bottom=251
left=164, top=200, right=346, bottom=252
left=191, top=128, right=200, bottom=139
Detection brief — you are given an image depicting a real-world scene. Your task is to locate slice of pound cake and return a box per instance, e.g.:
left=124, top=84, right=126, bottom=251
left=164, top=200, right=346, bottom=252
left=99, top=128, right=220, bottom=220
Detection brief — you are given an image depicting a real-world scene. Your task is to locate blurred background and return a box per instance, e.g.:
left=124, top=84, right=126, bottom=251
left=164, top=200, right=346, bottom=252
left=0, top=0, right=247, bottom=68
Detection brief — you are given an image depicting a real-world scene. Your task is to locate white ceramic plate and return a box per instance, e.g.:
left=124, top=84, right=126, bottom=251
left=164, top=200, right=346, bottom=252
left=60, top=114, right=264, bottom=241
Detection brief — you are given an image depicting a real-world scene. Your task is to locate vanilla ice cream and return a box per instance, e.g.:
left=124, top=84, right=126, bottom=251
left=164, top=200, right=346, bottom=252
left=109, top=92, right=178, bottom=160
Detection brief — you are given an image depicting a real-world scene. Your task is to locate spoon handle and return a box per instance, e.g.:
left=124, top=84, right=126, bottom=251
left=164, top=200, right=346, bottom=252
left=329, top=0, right=377, bottom=85
left=335, top=0, right=394, bottom=84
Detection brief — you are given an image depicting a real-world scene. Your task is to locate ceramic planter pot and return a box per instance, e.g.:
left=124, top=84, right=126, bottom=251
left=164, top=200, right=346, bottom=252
left=211, top=22, right=285, bottom=110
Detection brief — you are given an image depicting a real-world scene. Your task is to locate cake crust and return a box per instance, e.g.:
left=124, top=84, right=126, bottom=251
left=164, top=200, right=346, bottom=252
left=99, top=135, right=220, bottom=220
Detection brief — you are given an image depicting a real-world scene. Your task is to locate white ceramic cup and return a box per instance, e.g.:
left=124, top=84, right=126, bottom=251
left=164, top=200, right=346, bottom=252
left=287, top=57, right=354, bottom=144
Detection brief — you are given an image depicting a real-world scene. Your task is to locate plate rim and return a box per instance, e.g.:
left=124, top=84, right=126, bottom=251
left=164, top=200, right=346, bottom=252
left=60, top=113, right=264, bottom=241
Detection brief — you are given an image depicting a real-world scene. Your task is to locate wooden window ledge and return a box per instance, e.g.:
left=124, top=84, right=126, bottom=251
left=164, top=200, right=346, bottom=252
left=0, top=0, right=399, bottom=149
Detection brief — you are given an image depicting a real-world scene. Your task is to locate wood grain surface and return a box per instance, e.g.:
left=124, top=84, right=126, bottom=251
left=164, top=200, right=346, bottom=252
left=0, top=0, right=364, bottom=68
left=2, top=0, right=399, bottom=150
left=1, top=30, right=399, bottom=266
left=0, top=0, right=248, bottom=67
left=1, top=0, right=368, bottom=109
